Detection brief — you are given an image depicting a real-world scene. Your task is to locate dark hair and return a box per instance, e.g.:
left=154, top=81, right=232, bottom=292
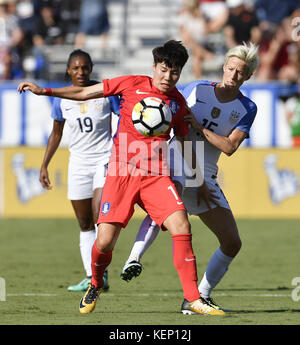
left=152, top=40, right=189, bottom=69
left=64, top=49, right=93, bottom=81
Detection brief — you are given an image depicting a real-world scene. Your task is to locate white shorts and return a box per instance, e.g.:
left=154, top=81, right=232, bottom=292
left=67, top=159, right=108, bottom=200
left=172, top=172, right=231, bottom=215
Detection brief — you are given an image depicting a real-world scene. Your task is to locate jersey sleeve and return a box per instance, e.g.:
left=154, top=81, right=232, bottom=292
left=235, top=97, right=257, bottom=137
left=50, top=98, right=64, bottom=121
left=103, top=75, right=136, bottom=97
left=181, top=80, right=211, bottom=99
left=108, top=95, right=120, bottom=115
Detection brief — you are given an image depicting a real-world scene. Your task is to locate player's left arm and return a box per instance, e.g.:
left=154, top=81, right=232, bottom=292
left=184, top=110, right=247, bottom=156
left=201, top=126, right=247, bottom=156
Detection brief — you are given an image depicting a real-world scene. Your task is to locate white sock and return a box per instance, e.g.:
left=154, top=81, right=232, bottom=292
left=126, top=215, right=160, bottom=264
left=94, top=224, right=98, bottom=237
left=198, top=247, right=233, bottom=298
left=79, top=229, right=96, bottom=277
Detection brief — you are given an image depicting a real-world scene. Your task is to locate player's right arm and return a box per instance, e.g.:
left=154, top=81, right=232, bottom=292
left=17, top=82, right=104, bottom=100
left=40, top=120, right=64, bottom=190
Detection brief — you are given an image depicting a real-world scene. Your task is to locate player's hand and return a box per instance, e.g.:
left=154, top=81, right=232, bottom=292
left=197, top=182, right=219, bottom=208
left=17, top=82, right=44, bottom=95
left=39, top=167, right=52, bottom=190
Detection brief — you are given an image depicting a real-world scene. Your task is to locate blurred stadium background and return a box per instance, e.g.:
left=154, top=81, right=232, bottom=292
left=1, top=0, right=300, bottom=218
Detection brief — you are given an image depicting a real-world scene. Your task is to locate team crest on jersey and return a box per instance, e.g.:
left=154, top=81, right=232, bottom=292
left=211, top=107, right=221, bottom=119
left=80, top=103, right=88, bottom=114
left=230, top=110, right=240, bottom=123
left=169, top=100, right=179, bottom=115
left=101, top=202, right=111, bottom=214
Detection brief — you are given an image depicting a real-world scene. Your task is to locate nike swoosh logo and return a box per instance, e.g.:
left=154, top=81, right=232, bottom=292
left=136, top=89, right=149, bottom=94
left=196, top=99, right=206, bottom=104
left=79, top=298, right=86, bottom=309
left=94, top=263, right=106, bottom=266
left=65, top=108, right=72, bottom=111
left=177, top=201, right=184, bottom=205
left=185, top=258, right=196, bottom=262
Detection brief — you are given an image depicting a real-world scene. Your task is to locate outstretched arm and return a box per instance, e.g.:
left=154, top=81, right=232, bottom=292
left=17, top=82, right=104, bottom=101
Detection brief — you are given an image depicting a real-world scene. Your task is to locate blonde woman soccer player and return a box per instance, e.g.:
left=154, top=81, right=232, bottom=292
left=40, top=50, right=119, bottom=292
left=121, top=42, right=259, bottom=312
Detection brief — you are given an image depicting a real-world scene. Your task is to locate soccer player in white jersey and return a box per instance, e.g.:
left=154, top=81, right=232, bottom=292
left=40, top=50, right=119, bottom=291
left=121, top=42, right=259, bottom=311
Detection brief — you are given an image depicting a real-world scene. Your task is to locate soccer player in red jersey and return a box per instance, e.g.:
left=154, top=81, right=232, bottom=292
left=18, top=40, right=224, bottom=315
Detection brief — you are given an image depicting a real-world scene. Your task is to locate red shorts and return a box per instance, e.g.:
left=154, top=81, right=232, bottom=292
left=98, top=162, right=186, bottom=228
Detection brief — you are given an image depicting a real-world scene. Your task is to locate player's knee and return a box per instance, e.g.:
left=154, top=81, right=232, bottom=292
left=96, top=237, right=114, bottom=252
left=172, top=218, right=191, bottom=235
left=232, top=237, right=242, bottom=256
left=78, top=217, right=94, bottom=231
left=222, top=237, right=242, bottom=257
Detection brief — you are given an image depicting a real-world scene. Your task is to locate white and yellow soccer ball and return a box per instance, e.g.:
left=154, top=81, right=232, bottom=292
left=132, top=97, right=172, bottom=137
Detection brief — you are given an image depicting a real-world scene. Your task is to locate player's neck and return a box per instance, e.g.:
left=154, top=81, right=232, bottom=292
left=214, top=83, right=240, bottom=103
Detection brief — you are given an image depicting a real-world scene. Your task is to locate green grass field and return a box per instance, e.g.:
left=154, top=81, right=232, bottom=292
left=0, top=216, right=299, bottom=326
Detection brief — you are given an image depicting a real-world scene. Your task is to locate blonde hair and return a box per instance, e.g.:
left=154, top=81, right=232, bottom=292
left=225, top=42, right=259, bottom=77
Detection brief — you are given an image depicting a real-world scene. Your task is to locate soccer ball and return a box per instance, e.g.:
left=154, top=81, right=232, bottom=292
left=132, top=97, right=172, bottom=137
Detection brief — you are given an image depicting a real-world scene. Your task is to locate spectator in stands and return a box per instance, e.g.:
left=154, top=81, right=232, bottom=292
left=278, top=9, right=300, bottom=83
left=58, top=0, right=81, bottom=44
left=178, top=0, right=216, bottom=78
left=257, top=25, right=291, bottom=81
left=31, top=0, right=66, bottom=79
left=224, top=0, right=261, bottom=49
left=75, top=0, right=110, bottom=50
left=0, top=0, right=24, bottom=79
left=197, top=0, right=229, bottom=33
left=255, top=0, right=300, bottom=35
left=16, top=0, right=36, bottom=66
left=254, top=0, right=300, bottom=82
left=33, top=0, right=65, bottom=46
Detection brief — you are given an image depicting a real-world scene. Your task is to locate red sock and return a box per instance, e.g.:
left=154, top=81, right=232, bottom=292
left=90, top=241, right=112, bottom=288
left=172, top=233, right=200, bottom=302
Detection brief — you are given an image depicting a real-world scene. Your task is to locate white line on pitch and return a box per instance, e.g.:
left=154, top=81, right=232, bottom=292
left=7, top=293, right=58, bottom=297
left=6, top=292, right=292, bottom=297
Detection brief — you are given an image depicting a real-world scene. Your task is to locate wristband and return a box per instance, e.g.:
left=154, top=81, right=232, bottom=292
left=44, top=88, right=53, bottom=96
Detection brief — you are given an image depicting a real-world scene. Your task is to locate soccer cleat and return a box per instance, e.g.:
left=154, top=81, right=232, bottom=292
left=102, top=269, right=109, bottom=291
left=201, top=296, right=226, bottom=311
left=79, top=284, right=102, bottom=314
left=68, top=277, right=91, bottom=292
left=120, top=261, right=143, bottom=282
left=181, top=297, right=226, bottom=315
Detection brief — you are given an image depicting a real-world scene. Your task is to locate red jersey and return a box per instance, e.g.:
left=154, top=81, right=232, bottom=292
left=102, top=75, right=189, bottom=174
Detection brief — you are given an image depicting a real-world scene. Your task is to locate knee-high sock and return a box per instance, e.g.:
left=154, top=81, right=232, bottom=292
left=172, top=233, right=200, bottom=302
left=198, top=247, right=233, bottom=298
left=90, top=241, right=112, bottom=288
left=79, top=230, right=96, bottom=277
left=126, top=215, right=160, bottom=263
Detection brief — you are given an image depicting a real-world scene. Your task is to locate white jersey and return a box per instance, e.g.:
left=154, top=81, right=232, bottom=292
left=170, top=80, right=257, bottom=214
left=51, top=95, right=119, bottom=165
left=181, top=80, right=257, bottom=176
